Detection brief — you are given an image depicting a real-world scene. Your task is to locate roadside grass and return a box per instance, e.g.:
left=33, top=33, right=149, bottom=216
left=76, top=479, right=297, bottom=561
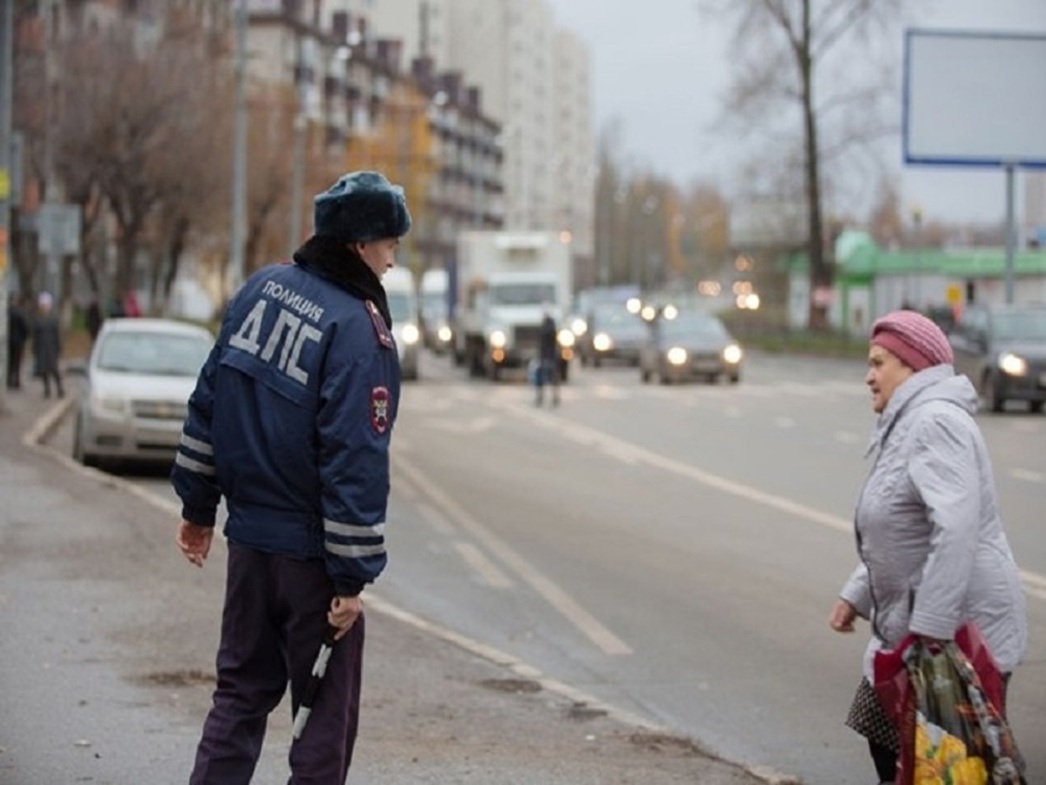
left=735, top=329, right=868, bottom=360
left=718, top=308, right=868, bottom=361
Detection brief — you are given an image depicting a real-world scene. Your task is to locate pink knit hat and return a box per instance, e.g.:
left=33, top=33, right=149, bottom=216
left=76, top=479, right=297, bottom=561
left=871, top=310, right=953, bottom=371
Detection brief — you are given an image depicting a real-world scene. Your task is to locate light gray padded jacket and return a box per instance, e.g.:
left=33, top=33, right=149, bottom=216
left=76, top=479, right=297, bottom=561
left=840, top=364, right=1027, bottom=679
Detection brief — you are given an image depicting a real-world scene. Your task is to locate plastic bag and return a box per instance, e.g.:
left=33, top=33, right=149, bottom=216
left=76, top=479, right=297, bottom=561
left=873, top=624, right=1023, bottom=785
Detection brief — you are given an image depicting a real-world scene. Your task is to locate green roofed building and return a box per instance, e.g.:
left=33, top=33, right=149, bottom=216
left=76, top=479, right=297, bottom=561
left=782, top=231, right=1046, bottom=334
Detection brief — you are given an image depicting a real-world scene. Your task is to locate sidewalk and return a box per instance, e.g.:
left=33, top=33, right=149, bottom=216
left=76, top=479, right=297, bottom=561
left=0, top=387, right=790, bottom=785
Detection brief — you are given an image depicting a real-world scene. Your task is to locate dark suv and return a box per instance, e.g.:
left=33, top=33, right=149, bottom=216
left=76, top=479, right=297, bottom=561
left=949, top=303, right=1046, bottom=413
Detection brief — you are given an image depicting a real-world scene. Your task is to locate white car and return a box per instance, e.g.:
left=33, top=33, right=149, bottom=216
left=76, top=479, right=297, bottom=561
left=72, top=318, right=214, bottom=468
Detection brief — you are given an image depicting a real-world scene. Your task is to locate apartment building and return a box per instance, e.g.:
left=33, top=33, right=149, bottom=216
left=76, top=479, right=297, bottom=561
left=445, top=0, right=594, bottom=262
left=333, top=0, right=596, bottom=274
left=247, top=0, right=503, bottom=275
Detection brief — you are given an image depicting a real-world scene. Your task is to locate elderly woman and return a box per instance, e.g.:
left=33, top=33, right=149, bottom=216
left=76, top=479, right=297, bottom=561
left=828, top=310, right=1027, bottom=784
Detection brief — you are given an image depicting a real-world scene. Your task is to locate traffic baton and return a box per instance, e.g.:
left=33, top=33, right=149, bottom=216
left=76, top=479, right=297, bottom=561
left=292, top=624, right=339, bottom=740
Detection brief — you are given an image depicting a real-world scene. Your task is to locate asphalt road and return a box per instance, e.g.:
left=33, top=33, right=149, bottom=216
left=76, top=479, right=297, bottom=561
left=62, top=349, right=1046, bottom=784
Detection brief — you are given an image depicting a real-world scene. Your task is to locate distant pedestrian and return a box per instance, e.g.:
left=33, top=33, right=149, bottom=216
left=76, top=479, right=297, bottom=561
left=171, top=171, right=411, bottom=784
left=829, top=310, right=1026, bottom=783
left=31, top=292, right=63, bottom=399
left=6, top=292, right=29, bottom=390
left=85, top=295, right=103, bottom=343
left=534, top=306, right=560, bottom=407
left=107, top=296, right=125, bottom=318
left=122, top=290, right=142, bottom=317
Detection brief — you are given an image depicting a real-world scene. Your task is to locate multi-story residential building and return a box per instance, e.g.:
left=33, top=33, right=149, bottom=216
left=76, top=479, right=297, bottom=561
left=329, top=0, right=451, bottom=67
left=330, top=0, right=596, bottom=283
left=245, top=0, right=503, bottom=275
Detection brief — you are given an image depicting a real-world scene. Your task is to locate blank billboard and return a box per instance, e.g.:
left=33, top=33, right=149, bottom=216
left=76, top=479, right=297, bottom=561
left=903, top=29, right=1046, bottom=167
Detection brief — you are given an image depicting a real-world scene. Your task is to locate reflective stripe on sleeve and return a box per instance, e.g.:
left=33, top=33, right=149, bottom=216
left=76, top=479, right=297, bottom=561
left=179, top=433, right=214, bottom=456
left=325, top=541, right=386, bottom=558
left=324, top=520, right=385, bottom=539
left=174, top=452, right=217, bottom=476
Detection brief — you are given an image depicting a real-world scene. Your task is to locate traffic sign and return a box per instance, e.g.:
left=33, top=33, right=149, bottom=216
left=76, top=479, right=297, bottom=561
left=37, top=203, right=81, bottom=256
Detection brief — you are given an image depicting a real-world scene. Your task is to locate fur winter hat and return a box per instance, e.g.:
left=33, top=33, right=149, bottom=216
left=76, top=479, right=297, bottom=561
left=870, top=309, right=953, bottom=371
left=313, top=171, right=412, bottom=246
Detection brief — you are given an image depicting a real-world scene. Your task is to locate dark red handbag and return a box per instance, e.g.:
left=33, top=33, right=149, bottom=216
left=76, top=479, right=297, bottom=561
left=872, top=623, right=1023, bottom=784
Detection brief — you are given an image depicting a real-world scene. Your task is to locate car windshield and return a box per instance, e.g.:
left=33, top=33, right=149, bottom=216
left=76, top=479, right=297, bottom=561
left=660, top=315, right=727, bottom=340
left=993, top=309, right=1046, bottom=340
left=387, top=292, right=414, bottom=322
left=96, top=331, right=212, bottom=375
left=490, top=283, right=555, bottom=306
left=593, top=307, right=639, bottom=328
left=420, top=293, right=447, bottom=319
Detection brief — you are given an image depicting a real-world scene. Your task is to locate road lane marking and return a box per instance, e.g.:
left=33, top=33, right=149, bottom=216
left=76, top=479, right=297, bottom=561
left=502, top=400, right=1046, bottom=603
left=415, top=500, right=456, bottom=536
left=396, top=454, right=633, bottom=656
left=454, top=541, right=514, bottom=588
left=1009, top=468, right=1044, bottom=484
left=1021, top=570, right=1046, bottom=602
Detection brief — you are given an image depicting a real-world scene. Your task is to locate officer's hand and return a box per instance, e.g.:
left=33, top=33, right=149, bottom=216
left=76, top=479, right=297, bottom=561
left=177, top=520, right=213, bottom=568
left=328, top=595, right=363, bottom=640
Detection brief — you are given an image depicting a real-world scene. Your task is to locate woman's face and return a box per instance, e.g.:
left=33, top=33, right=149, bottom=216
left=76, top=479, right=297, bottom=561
left=866, top=344, right=913, bottom=414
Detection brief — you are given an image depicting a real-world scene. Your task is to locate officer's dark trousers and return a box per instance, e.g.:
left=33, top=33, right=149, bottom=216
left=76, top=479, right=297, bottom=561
left=190, top=542, right=365, bottom=785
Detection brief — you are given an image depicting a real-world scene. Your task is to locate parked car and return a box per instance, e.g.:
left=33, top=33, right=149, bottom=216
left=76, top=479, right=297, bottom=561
left=949, top=302, right=1046, bottom=413
left=639, top=311, right=743, bottom=384
left=71, top=318, right=214, bottom=469
left=581, top=302, right=647, bottom=367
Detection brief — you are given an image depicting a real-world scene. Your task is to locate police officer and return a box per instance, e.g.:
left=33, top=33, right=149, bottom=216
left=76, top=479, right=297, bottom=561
left=172, top=171, right=411, bottom=784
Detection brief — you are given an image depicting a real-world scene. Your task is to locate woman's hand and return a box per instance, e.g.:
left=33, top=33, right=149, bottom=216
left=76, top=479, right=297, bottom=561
left=828, top=598, right=858, bottom=633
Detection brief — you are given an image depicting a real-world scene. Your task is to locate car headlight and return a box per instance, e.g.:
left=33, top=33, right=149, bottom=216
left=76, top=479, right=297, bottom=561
left=437, top=325, right=453, bottom=342
left=998, top=352, right=1027, bottom=376
left=592, top=332, right=612, bottom=352
left=91, top=393, right=129, bottom=416
left=401, top=323, right=420, bottom=345
left=666, top=346, right=688, bottom=366
left=489, top=329, right=507, bottom=349
left=722, top=344, right=743, bottom=364
left=570, top=318, right=588, bottom=336
left=557, top=329, right=576, bottom=348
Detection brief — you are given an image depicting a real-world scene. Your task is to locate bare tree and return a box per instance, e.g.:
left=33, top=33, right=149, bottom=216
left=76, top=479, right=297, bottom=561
left=702, top=0, right=901, bottom=329
left=52, top=15, right=232, bottom=310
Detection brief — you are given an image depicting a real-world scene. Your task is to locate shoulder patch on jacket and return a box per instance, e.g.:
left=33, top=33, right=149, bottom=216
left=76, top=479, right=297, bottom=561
left=365, top=300, right=394, bottom=349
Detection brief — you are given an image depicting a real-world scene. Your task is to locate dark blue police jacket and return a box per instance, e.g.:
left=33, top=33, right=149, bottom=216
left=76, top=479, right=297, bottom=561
left=171, top=256, right=400, bottom=597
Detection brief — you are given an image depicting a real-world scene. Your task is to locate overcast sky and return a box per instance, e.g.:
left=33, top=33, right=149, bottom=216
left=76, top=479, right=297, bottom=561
left=545, top=0, right=1046, bottom=225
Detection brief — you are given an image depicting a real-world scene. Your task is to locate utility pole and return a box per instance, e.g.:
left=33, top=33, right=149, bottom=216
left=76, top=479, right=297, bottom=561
left=228, top=0, right=248, bottom=297
left=288, top=28, right=306, bottom=257
left=0, top=0, right=13, bottom=412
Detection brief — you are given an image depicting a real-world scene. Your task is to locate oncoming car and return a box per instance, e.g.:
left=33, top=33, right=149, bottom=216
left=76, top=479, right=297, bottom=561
left=639, top=311, right=743, bottom=384
left=72, top=318, right=214, bottom=469
left=383, top=267, right=421, bottom=381
left=581, top=302, right=647, bottom=367
left=950, top=302, right=1046, bottom=413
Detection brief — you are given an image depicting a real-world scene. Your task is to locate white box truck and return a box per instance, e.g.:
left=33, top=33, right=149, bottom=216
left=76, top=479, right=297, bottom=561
left=451, top=230, right=574, bottom=381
